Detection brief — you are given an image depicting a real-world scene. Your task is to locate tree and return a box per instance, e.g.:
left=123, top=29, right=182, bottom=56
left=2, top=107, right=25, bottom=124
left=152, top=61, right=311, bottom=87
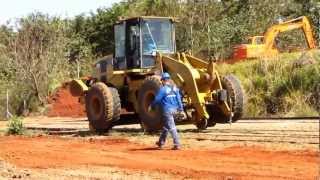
left=6, top=13, right=71, bottom=113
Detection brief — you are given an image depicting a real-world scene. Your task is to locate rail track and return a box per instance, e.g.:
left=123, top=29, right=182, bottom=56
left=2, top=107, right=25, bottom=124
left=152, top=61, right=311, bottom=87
left=181, top=118, right=319, bottom=147
left=241, top=116, right=319, bottom=120
left=21, top=116, right=319, bottom=149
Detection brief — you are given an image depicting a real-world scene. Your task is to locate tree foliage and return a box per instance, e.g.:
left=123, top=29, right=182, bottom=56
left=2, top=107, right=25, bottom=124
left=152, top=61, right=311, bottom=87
left=68, top=0, right=320, bottom=59
left=0, top=13, right=71, bottom=116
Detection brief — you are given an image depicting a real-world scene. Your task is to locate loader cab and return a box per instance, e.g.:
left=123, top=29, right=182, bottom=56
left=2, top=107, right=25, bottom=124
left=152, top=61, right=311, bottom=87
left=113, top=17, right=176, bottom=71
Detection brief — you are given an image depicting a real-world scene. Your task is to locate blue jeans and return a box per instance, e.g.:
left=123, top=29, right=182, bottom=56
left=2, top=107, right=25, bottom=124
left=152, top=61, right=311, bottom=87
left=158, top=109, right=180, bottom=147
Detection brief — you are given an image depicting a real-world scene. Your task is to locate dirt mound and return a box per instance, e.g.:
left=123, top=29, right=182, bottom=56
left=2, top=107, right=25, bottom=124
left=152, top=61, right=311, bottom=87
left=47, top=84, right=86, bottom=117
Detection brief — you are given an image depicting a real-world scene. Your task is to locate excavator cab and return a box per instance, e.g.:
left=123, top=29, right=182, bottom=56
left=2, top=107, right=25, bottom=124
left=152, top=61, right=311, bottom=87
left=113, top=17, right=176, bottom=70
left=248, top=36, right=264, bottom=45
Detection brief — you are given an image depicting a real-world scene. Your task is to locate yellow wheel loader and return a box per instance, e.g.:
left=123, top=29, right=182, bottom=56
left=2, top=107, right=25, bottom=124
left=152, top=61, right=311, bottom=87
left=70, top=16, right=245, bottom=132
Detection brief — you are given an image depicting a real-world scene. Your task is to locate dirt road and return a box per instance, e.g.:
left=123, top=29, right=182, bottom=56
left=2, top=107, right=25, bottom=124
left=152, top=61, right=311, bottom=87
left=0, top=117, right=319, bottom=179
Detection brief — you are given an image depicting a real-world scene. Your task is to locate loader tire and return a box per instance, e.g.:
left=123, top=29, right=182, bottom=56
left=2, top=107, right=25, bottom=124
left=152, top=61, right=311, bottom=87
left=210, top=74, right=245, bottom=123
left=109, top=87, right=121, bottom=122
left=85, top=82, right=113, bottom=132
left=138, top=75, right=162, bottom=132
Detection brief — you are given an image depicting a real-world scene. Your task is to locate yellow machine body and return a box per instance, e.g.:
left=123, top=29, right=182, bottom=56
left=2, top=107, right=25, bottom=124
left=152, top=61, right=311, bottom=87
left=70, top=16, right=245, bottom=132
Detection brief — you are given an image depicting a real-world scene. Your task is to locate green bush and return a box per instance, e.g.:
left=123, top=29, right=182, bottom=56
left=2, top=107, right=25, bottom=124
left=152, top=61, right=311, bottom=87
left=219, top=50, right=320, bottom=117
left=7, top=116, right=25, bottom=135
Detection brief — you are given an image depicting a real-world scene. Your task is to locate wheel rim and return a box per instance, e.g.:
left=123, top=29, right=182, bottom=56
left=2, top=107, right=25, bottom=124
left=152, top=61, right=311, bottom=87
left=90, top=95, right=103, bottom=119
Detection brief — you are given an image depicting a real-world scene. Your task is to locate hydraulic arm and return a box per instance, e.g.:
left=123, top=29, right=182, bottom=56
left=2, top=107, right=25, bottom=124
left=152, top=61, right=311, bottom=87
left=155, top=52, right=239, bottom=127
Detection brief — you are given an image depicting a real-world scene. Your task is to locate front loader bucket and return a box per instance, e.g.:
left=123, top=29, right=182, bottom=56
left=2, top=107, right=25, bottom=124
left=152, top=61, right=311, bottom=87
left=69, top=79, right=89, bottom=97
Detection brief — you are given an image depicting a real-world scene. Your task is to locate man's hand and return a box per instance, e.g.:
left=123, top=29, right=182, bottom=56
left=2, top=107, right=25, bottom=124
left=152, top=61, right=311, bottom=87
left=175, top=110, right=187, bottom=121
left=148, top=104, right=156, bottom=112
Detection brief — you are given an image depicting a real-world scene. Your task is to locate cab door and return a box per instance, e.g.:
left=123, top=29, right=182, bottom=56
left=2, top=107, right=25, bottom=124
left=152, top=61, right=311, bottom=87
left=125, top=20, right=141, bottom=69
left=114, top=22, right=126, bottom=70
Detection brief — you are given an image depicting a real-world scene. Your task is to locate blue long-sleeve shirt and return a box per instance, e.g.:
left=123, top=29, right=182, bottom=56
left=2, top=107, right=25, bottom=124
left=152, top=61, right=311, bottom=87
left=151, top=84, right=183, bottom=112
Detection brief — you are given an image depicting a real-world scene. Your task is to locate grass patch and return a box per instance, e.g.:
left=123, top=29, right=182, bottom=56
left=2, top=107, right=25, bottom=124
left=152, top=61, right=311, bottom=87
left=282, top=91, right=319, bottom=117
left=219, top=50, right=320, bottom=117
left=0, top=129, right=5, bottom=136
left=6, top=116, right=25, bottom=135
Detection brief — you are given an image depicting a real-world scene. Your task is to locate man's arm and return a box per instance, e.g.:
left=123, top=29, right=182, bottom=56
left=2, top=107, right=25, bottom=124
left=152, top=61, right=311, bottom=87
left=175, top=89, right=184, bottom=111
left=151, top=88, right=165, bottom=108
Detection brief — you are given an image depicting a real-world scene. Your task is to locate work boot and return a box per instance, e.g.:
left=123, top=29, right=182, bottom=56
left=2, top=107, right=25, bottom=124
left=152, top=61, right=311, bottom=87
left=171, top=145, right=180, bottom=150
left=155, top=141, right=162, bottom=149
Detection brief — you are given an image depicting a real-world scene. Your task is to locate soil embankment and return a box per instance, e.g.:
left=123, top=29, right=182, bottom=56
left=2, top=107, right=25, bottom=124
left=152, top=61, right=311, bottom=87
left=47, top=84, right=86, bottom=117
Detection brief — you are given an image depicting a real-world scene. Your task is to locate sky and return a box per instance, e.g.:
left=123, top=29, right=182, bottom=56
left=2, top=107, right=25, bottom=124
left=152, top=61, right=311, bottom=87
left=0, top=0, right=122, bottom=25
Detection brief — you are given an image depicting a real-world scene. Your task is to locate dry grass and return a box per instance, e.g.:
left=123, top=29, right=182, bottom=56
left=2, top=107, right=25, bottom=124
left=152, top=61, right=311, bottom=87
left=219, top=50, right=320, bottom=117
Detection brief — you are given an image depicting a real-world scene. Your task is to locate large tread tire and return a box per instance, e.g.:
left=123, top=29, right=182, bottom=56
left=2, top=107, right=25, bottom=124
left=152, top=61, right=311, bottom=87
left=209, top=74, right=245, bottom=123
left=138, top=75, right=162, bottom=132
left=85, top=82, right=113, bottom=132
left=109, top=87, right=121, bottom=122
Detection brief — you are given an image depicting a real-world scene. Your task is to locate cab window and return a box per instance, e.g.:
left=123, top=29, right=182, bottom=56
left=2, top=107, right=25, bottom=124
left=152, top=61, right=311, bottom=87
left=114, top=23, right=126, bottom=70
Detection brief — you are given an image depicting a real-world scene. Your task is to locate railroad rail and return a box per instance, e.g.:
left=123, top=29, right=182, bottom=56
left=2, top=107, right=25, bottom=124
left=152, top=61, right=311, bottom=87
left=241, top=116, right=319, bottom=120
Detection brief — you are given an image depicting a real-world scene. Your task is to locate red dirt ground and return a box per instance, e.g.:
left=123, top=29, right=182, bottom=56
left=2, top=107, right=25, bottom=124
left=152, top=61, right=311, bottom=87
left=0, top=136, right=318, bottom=179
left=47, top=85, right=85, bottom=118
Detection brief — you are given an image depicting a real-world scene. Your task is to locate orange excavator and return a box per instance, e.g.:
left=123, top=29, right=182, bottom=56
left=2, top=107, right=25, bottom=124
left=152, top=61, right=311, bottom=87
left=232, top=16, right=317, bottom=60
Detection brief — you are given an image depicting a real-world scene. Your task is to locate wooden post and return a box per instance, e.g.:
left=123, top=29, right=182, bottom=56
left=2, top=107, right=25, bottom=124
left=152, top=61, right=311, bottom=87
left=317, top=3, right=320, bottom=47
left=6, top=89, right=12, bottom=119
left=6, top=89, right=9, bottom=119
left=77, top=59, right=80, bottom=79
left=6, top=89, right=8, bottom=119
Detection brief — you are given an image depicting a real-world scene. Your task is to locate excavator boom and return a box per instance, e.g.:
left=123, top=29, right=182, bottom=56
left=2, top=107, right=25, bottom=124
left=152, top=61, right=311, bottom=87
left=264, top=16, right=317, bottom=51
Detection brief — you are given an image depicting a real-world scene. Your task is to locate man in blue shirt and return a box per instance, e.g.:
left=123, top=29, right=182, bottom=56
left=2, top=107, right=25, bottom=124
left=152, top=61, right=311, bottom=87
left=151, top=72, right=185, bottom=150
left=143, top=35, right=156, bottom=55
